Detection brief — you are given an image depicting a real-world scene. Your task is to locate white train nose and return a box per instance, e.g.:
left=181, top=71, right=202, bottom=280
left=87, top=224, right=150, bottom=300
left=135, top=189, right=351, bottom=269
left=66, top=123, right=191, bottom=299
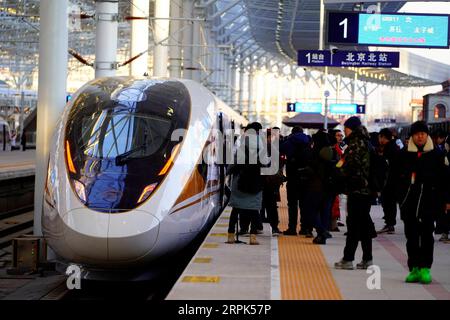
left=107, top=210, right=160, bottom=262
left=63, top=208, right=110, bottom=262
left=56, top=209, right=159, bottom=265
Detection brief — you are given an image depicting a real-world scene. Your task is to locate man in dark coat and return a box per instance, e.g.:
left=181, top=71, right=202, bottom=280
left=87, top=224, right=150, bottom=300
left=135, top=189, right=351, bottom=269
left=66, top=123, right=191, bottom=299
left=376, top=128, right=401, bottom=234
left=334, top=116, right=375, bottom=270
left=395, top=121, right=450, bottom=284
left=280, top=126, right=313, bottom=236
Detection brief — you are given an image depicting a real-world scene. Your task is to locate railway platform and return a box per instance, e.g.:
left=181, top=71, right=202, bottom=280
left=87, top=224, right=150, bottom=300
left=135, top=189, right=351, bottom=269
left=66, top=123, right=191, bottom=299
left=167, top=189, right=450, bottom=300
left=0, top=150, right=35, bottom=181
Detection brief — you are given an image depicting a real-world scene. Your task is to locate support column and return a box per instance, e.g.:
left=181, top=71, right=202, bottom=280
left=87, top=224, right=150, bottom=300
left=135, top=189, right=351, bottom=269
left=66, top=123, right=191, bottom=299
left=351, top=72, right=358, bottom=103
left=182, top=0, right=193, bottom=79
left=248, top=61, right=254, bottom=121
left=238, top=62, right=245, bottom=113
left=304, top=70, right=310, bottom=101
left=169, top=0, right=182, bottom=78
left=191, top=8, right=201, bottom=82
left=219, top=53, right=225, bottom=99
left=224, top=57, right=230, bottom=104
left=230, top=61, right=237, bottom=109
left=95, top=0, right=118, bottom=78
left=19, top=91, right=25, bottom=139
left=153, top=0, right=171, bottom=77
left=130, top=0, right=149, bottom=76
left=35, top=0, right=69, bottom=235
left=276, top=78, right=283, bottom=127
left=336, top=74, right=341, bottom=103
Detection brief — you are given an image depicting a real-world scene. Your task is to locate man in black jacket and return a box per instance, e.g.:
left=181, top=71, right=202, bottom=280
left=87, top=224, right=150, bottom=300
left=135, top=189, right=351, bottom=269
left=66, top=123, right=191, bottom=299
left=280, top=127, right=313, bottom=236
left=395, top=121, right=450, bottom=284
left=376, top=128, right=401, bottom=234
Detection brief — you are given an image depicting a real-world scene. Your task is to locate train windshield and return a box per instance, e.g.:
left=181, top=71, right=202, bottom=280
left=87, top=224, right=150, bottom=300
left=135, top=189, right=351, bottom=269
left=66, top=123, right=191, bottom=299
left=80, top=112, right=172, bottom=162
left=64, top=78, right=191, bottom=212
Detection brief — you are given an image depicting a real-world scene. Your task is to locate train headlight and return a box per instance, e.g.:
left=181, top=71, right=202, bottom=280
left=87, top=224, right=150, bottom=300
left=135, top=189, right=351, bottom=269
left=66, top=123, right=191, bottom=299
left=74, top=180, right=87, bottom=203
left=137, top=183, right=157, bottom=204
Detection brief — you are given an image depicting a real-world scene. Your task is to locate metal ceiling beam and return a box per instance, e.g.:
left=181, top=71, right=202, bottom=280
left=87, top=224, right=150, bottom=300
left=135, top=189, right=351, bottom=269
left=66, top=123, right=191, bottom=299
left=224, top=30, right=251, bottom=45
left=217, top=21, right=247, bottom=41
left=212, top=12, right=242, bottom=32
left=208, top=0, right=241, bottom=21
left=239, top=46, right=260, bottom=62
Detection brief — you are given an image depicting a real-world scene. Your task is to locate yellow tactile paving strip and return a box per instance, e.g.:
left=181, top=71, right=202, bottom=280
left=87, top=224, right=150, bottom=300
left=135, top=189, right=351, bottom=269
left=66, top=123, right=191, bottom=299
left=277, top=187, right=342, bottom=300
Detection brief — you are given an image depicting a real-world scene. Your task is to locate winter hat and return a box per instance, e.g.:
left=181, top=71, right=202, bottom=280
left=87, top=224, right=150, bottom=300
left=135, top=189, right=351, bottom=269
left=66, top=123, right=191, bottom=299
left=410, top=121, right=429, bottom=136
left=344, top=116, right=362, bottom=130
left=379, top=128, right=393, bottom=140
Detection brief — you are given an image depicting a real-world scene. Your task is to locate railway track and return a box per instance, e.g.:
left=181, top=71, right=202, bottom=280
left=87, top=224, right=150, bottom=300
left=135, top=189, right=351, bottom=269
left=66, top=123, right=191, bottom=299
left=0, top=208, right=34, bottom=250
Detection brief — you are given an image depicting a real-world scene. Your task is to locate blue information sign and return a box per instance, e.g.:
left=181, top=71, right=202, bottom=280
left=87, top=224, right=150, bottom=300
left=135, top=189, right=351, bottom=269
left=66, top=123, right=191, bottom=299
left=287, top=102, right=322, bottom=113
left=359, top=13, right=449, bottom=48
left=329, top=103, right=366, bottom=115
left=329, top=103, right=357, bottom=115
left=328, top=11, right=449, bottom=49
left=332, top=51, right=399, bottom=68
left=287, top=102, right=295, bottom=112
left=298, top=50, right=399, bottom=68
left=356, top=104, right=366, bottom=114
left=298, top=50, right=331, bottom=67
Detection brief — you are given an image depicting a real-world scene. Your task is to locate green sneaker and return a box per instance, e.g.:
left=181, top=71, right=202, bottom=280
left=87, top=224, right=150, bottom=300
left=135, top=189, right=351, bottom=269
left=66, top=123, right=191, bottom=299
left=405, top=267, right=420, bottom=283
left=419, top=268, right=432, bottom=284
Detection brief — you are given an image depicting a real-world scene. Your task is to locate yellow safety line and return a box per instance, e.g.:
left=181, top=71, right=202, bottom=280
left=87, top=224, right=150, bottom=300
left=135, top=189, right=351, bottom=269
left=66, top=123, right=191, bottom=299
left=277, top=187, right=342, bottom=300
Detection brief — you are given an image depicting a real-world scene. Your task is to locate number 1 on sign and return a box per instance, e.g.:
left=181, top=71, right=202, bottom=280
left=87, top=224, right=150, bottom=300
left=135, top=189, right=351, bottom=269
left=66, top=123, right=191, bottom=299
left=306, top=53, right=311, bottom=63
left=339, top=18, right=348, bottom=39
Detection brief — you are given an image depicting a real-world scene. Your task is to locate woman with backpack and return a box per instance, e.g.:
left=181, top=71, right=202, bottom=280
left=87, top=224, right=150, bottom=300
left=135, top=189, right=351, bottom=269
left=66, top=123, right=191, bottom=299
left=226, top=122, right=264, bottom=245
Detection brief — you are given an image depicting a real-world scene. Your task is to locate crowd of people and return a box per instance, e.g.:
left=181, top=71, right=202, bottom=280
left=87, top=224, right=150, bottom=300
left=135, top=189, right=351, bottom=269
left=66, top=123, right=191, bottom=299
left=226, top=117, right=450, bottom=285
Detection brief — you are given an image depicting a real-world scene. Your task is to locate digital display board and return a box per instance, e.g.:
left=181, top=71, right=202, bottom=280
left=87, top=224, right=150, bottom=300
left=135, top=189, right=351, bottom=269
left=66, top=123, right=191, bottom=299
left=329, top=104, right=366, bottom=115
left=328, top=11, right=449, bottom=49
left=358, top=13, right=449, bottom=47
left=287, top=102, right=322, bottom=113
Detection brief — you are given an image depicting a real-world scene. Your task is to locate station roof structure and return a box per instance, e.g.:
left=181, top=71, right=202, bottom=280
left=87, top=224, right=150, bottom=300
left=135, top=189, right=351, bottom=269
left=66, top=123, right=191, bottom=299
left=235, top=0, right=450, bottom=86
left=0, top=0, right=449, bottom=88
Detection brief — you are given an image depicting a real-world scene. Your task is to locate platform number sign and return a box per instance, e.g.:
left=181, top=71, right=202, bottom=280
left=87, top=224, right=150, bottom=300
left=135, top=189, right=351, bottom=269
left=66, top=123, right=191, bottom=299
left=328, top=12, right=359, bottom=44
left=287, top=102, right=296, bottom=112
left=356, top=104, right=366, bottom=114
left=339, top=18, right=348, bottom=39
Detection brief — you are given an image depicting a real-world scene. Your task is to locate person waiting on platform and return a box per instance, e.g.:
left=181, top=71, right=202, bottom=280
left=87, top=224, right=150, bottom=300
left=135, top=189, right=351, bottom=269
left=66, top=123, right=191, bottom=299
left=307, top=130, right=338, bottom=245
left=260, top=127, right=285, bottom=236
left=334, top=116, right=376, bottom=270
left=328, top=129, right=345, bottom=232
left=376, top=128, right=401, bottom=235
left=394, top=121, right=450, bottom=284
left=280, top=126, right=313, bottom=237
left=20, top=130, right=27, bottom=151
left=226, top=122, right=264, bottom=245
left=10, top=129, right=17, bottom=151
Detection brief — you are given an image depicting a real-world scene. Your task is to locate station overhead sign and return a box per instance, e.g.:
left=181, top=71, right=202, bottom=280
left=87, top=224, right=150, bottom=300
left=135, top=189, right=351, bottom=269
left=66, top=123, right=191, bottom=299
left=329, top=103, right=366, bottom=115
left=328, top=11, right=450, bottom=49
left=287, top=102, right=322, bottom=113
left=298, top=50, right=399, bottom=68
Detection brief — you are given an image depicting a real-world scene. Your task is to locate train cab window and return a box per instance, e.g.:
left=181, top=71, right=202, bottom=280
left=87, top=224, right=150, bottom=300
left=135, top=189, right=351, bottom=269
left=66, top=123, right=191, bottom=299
left=80, top=112, right=172, bottom=161
left=64, top=78, right=191, bottom=212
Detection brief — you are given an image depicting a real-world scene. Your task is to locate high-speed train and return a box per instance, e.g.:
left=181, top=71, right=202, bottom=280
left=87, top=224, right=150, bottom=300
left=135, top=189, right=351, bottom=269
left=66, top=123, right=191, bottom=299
left=42, top=77, right=248, bottom=279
